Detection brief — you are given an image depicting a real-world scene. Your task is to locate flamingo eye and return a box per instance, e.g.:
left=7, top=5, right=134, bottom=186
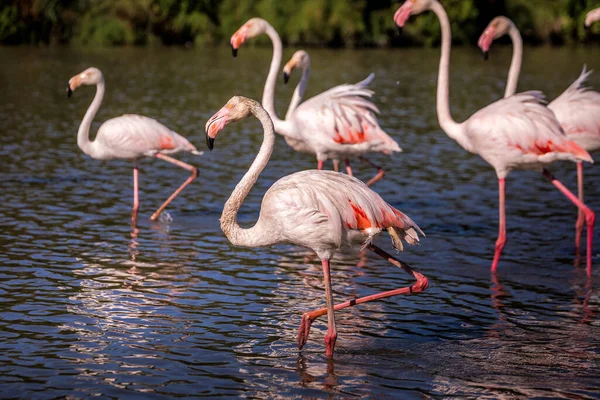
left=227, top=104, right=233, bottom=109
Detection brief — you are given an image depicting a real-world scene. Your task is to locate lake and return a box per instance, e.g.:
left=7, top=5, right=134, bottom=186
left=0, top=44, right=599, bottom=398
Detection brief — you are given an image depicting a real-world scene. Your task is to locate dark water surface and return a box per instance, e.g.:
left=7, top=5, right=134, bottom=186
left=1, top=45, right=600, bottom=398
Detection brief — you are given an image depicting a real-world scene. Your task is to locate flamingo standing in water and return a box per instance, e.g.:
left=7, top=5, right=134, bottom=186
left=478, top=16, right=600, bottom=261
left=394, top=0, right=595, bottom=276
left=205, top=95, right=428, bottom=358
left=67, top=67, right=201, bottom=225
left=230, top=18, right=401, bottom=186
left=585, top=8, right=600, bottom=26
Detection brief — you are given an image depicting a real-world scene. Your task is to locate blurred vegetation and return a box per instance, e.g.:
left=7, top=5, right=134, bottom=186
left=1, top=0, right=600, bottom=47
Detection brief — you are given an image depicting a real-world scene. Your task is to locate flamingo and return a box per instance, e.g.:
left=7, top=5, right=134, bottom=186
left=394, top=0, right=595, bottom=276
left=478, top=16, right=600, bottom=262
left=585, top=8, right=600, bottom=27
left=67, top=67, right=201, bottom=225
left=230, top=18, right=401, bottom=186
left=205, top=95, right=428, bottom=358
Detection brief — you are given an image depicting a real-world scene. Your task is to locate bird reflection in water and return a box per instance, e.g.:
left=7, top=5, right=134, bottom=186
left=296, top=354, right=338, bottom=391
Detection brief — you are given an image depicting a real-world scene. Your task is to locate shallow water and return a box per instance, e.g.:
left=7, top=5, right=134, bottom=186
left=1, top=44, right=599, bottom=398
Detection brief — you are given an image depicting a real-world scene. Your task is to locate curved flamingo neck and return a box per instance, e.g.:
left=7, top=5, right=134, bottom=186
left=431, top=1, right=471, bottom=151
left=504, top=24, right=522, bottom=98
left=220, top=103, right=278, bottom=248
left=286, top=61, right=310, bottom=120
left=77, top=80, right=104, bottom=158
left=261, top=23, right=283, bottom=125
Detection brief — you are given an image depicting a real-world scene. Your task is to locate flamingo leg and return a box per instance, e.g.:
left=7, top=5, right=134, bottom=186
left=297, top=244, right=429, bottom=352
left=132, top=161, right=139, bottom=226
left=575, top=161, right=585, bottom=259
left=317, top=160, right=324, bottom=170
left=332, top=159, right=340, bottom=172
left=359, top=156, right=386, bottom=187
left=344, top=158, right=353, bottom=177
left=149, top=153, right=198, bottom=221
left=542, top=169, right=594, bottom=277
left=491, top=178, right=506, bottom=272
left=320, top=259, right=337, bottom=358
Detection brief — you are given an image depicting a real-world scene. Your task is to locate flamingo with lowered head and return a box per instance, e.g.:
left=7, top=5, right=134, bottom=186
left=478, top=16, right=600, bottom=262
left=394, top=0, right=595, bottom=276
left=230, top=18, right=401, bottom=186
left=585, top=8, right=600, bottom=27
left=67, top=67, right=201, bottom=225
left=205, top=95, right=428, bottom=358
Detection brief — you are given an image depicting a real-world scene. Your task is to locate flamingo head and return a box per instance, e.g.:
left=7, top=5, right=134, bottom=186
left=230, top=18, right=268, bottom=57
left=67, top=67, right=104, bottom=97
left=283, top=50, right=309, bottom=84
left=205, top=96, right=253, bottom=150
left=394, top=0, right=433, bottom=30
left=478, top=16, right=513, bottom=60
left=585, top=9, right=600, bottom=28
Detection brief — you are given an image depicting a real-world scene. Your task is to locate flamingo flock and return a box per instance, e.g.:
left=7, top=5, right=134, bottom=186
left=66, top=4, right=600, bottom=358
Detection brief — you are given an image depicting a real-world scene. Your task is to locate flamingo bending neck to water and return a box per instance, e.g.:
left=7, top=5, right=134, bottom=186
left=478, top=16, right=600, bottom=263
left=395, top=0, right=595, bottom=276
left=67, top=67, right=201, bottom=225
left=205, top=95, right=428, bottom=358
left=230, top=18, right=401, bottom=186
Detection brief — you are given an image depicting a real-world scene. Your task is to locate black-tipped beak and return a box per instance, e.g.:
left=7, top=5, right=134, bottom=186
left=397, top=26, right=403, bottom=35
left=231, top=45, right=237, bottom=58
left=482, top=50, right=489, bottom=61
left=67, top=85, right=73, bottom=98
left=206, top=134, right=215, bottom=151
left=283, top=72, right=289, bottom=84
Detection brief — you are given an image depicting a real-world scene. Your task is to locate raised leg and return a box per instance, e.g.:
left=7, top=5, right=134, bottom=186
left=297, top=244, right=428, bottom=351
left=150, top=153, right=198, bottom=221
left=132, top=161, right=139, bottom=226
left=491, top=178, right=506, bottom=272
left=542, top=169, right=594, bottom=277
left=575, top=162, right=585, bottom=258
left=332, top=159, right=340, bottom=172
left=359, top=156, right=386, bottom=187
left=344, top=158, right=353, bottom=177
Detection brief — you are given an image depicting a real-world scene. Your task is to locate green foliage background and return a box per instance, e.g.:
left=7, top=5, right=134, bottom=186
left=1, top=0, right=600, bottom=46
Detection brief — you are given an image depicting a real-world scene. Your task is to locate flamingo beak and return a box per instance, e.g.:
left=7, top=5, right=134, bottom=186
left=394, top=1, right=413, bottom=30
left=283, top=72, right=289, bottom=84
left=230, top=25, right=248, bottom=58
left=206, top=135, right=215, bottom=151
left=477, top=26, right=495, bottom=61
left=205, top=107, right=230, bottom=151
left=67, top=85, right=73, bottom=97
left=231, top=45, right=237, bottom=58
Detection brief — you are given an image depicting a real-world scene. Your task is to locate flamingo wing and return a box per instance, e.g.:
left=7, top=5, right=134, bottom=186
left=263, top=170, right=421, bottom=251
left=466, top=91, right=591, bottom=164
left=292, top=74, right=401, bottom=153
left=548, top=67, right=600, bottom=151
left=96, top=114, right=198, bottom=158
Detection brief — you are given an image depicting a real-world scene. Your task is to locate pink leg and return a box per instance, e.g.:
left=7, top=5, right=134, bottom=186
left=317, top=160, right=324, bottom=170
left=150, top=153, right=198, bottom=221
left=359, top=156, right=386, bottom=187
left=332, top=159, right=340, bottom=172
left=575, top=162, right=585, bottom=259
left=491, top=178, right=507, bottom=272
left=320, top=259, right=337, bottom=358
left=297, top=244, right=429, bottom=352
left=132, top=162, right=139, bottom=226
left=543, top=169, right=594, bottom=277
left=344, top=158, right=353, bottom=177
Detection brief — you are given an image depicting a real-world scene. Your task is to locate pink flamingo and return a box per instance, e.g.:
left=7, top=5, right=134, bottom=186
left=585, top=8, right=600, bottom=27
left=478, top=16, right=600, bottom=262
left=394, top=0, right=595, bottom=276
left=230, top=18, right=401, bottom=186
left=205, top=95, right=428, bottom=358
left=67, top=67, right=201, bottom=225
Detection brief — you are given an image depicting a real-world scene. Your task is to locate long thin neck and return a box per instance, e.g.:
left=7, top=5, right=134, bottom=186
left=221, top=105, right=277, bottom=248
left=431, top=1, right=470, bottom=148
left=504, top=24, right=522, bottom=98
left=77, top=81, right=104, bottom=157
left=285, top=63, right=310, bottom=120
left=261, top=24, right=283, bottom=126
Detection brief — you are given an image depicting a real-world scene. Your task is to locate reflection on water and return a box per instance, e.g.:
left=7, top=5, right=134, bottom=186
left=0, top=45, right=599, bottom=397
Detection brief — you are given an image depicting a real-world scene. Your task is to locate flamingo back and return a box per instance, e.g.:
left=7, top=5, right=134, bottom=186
left=465, top=91, right=592, bottom=175
left=262, top=170, right=422, bottom=253
left=95, top=114, right=198, bottom=159
left=291, top=74, right=401, bottom=157
left=548, top=67, right=600, bottom=152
